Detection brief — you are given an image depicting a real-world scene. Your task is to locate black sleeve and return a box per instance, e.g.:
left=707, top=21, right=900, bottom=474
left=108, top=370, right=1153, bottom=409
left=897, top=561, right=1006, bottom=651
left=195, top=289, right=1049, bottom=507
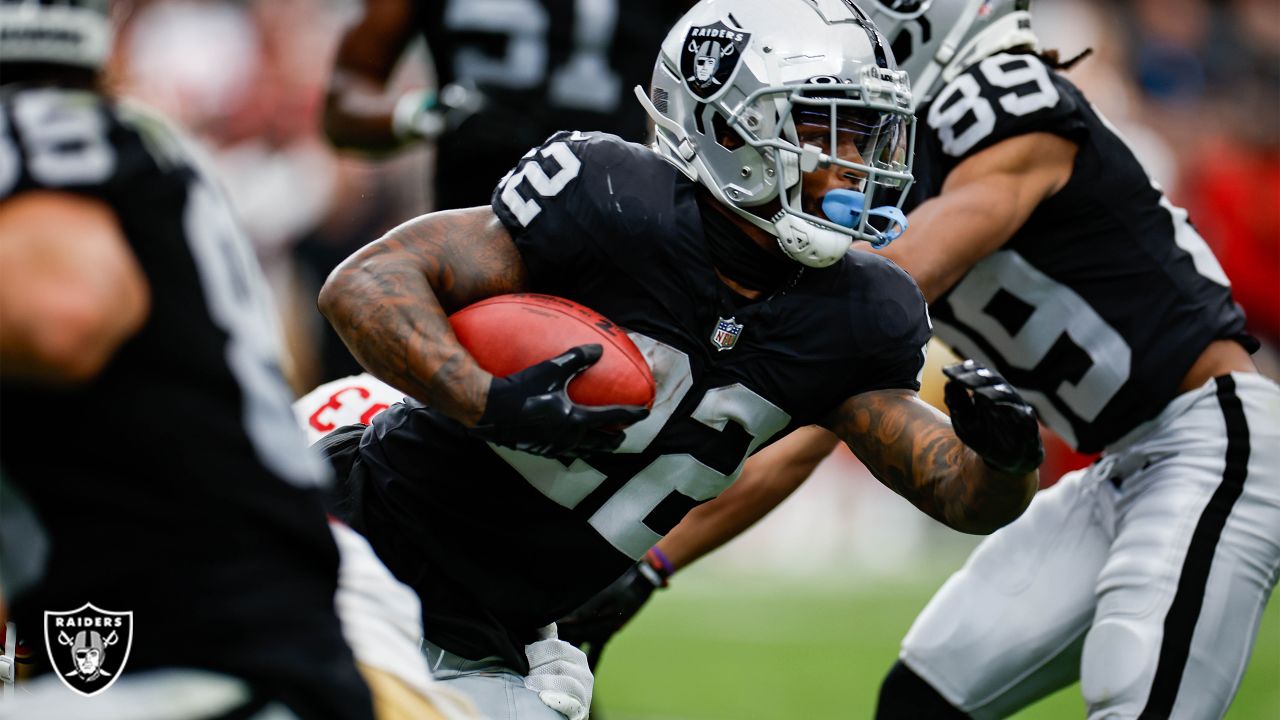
left=837, top=256, right=933, bottom=398
left=490, top=131, right=598, bottom=291
left=862, top=339, right=929, bottom=394
left=490, top=130, right=681, bottom=294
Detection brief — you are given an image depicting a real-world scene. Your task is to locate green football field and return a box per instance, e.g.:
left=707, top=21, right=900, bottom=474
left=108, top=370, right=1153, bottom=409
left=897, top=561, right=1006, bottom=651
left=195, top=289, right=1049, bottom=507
left=593, top=564, right=1280, bottom=719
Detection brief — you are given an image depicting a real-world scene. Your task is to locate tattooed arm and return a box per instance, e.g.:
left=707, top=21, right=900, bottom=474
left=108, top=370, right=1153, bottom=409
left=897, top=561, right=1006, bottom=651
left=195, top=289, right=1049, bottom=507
left=317, top=207, right=527, bottom=426
left=824, top=389, right=1038, bottom=535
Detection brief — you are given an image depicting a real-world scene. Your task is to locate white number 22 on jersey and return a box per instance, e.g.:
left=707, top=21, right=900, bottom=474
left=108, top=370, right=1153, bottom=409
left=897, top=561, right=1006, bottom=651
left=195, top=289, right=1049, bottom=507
left=290, top=341, right=791, bottom=558
left=493, top=333, right=791, bottom=559
left=498, top=136, right=584, bottom=226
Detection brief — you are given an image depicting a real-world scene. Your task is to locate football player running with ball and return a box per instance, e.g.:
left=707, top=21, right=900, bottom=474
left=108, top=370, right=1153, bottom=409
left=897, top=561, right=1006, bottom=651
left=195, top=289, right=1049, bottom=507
left=562, top=1, right=1280, bottom=719
left=316, top=0, right=1045, bottom=717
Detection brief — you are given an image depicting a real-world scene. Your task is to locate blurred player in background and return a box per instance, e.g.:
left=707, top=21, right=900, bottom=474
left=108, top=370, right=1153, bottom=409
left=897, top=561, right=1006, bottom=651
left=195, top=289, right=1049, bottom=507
left=314, top=0, right=1048, bottom=716
left=0, top=1, right=372, bottom=716
left=558, top=1, right=1280, bottom=718
left=323, top=0, right=691, bottom=209
left=314, top=0, right=692, bottom=385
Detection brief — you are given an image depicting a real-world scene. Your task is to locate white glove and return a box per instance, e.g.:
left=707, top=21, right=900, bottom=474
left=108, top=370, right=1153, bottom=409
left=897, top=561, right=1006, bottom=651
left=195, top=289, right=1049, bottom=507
left=524, top=623, right=593, bottom=720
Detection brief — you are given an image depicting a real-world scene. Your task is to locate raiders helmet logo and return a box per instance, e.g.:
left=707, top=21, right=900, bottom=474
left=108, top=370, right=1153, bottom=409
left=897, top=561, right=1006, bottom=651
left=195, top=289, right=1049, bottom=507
left=44, top=603, right=133, bottom=696
left=680, top=21, right=751, bottom=100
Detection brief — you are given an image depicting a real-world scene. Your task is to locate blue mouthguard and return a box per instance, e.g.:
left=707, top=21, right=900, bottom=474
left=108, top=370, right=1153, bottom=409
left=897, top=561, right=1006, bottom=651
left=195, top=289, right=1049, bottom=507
left=821, top=189, right=908, bottom=249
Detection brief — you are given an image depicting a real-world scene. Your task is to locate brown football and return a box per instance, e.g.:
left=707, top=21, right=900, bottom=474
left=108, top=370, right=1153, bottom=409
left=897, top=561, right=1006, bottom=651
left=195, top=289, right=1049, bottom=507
left=449, top=294, right=655, bottom=408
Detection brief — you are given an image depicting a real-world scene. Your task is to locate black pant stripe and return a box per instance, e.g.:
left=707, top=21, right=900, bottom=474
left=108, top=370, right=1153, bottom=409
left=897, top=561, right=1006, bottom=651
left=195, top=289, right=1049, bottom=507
left=1138, top=375, right=1251, bottom=719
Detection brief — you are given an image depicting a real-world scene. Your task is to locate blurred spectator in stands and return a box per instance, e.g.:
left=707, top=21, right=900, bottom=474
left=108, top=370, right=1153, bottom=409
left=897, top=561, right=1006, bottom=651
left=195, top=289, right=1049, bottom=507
left=323, top=0, right=691, bottom=208
left=309, top=0, right=689, bottom=383
left=1039, top=0, right=1179, bottom=185
left=1181, top=0, right=1280, bottom=375
left=113, top=0, right=428, bottom=391
left=1128, top=0, right=1212, bottom=103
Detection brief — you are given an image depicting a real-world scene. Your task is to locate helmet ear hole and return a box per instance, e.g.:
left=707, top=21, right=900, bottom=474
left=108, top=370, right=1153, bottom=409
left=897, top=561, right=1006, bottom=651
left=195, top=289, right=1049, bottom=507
left=711, top=113, right=744, bottom=150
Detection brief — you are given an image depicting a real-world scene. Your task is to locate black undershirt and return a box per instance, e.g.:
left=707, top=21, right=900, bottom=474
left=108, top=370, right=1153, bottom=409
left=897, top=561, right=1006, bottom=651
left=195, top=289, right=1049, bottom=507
left=698, top=198, right=799, bottom=298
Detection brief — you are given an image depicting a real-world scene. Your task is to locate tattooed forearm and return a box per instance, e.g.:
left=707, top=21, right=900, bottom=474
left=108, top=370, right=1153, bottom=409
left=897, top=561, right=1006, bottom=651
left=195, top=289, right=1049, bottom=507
left=318, top=207, right=529, bottom=426
left=826, top=390, right=1037, bottom=534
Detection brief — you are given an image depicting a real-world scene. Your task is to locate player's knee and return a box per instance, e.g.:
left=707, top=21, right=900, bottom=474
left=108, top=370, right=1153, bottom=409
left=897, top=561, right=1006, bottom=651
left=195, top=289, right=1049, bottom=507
left=1081, top=618, right=1154, bottom=719
left=876, top=660, right=969, bottom=720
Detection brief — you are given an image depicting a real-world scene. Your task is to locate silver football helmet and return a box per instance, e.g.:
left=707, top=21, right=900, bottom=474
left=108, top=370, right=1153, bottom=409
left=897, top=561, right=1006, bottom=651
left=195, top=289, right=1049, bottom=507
left=0, top=0, right=111, bottom=70
left=864, top=0, right=1038, bottom=108
left=637, top=0, right=916, bottom=268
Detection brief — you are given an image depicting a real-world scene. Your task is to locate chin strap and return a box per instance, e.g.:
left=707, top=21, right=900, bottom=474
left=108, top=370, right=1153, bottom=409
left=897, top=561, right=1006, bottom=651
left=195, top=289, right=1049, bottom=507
left=821, top=189, right=908, bottom=249
left=701, top=201, right=799, bottom=290
left=772, top=211, right=855, bottom=268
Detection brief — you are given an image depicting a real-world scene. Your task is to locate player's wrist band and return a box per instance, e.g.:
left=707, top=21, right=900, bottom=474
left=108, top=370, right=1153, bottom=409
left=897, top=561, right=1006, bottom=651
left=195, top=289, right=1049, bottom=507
left=644, top=547, right=675, bottom=583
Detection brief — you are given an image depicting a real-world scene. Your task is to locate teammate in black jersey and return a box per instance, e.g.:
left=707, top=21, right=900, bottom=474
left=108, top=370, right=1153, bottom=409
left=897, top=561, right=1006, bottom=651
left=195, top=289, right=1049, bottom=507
left=0, top=2, right=372, bottom=717
left=317, top=1, right=1046, bottom=717
left=323, top=0, right=690, bottom=209
left=316, top=0, right=691, bottom=386
left=564, top=2, right=1280, bottom=718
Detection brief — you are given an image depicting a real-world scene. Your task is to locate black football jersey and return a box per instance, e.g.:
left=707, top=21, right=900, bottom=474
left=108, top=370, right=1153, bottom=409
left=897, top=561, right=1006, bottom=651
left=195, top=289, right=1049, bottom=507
left=414, top=0, right=689, bottom=208
left=353, top=131, right=930, bottom=669
left=909, top=53, right=1257, bottom=453
left=0, top=85, right=370, bottom=718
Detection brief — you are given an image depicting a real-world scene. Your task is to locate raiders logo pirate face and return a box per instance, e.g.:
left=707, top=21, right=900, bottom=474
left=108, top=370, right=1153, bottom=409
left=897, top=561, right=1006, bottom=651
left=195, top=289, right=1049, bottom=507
left=44, top=603, right=133, bottom=697
left=680, top=21, right=752, bottom=100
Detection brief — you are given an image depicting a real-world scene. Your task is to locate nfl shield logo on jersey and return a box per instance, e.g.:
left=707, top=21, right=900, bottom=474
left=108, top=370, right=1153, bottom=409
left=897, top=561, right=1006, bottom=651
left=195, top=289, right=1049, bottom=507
left=44, top=604, right=133, bottom=696
left=681, top=21, right=751, bottom=100
left=711, top=317, right=743, bottom=351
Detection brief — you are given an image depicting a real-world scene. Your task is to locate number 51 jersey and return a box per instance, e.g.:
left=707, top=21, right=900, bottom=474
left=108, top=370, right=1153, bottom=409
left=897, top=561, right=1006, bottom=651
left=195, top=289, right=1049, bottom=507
left=355, top=131, right=931, bottom=669
left=910, top=52, right=1257, bottom=453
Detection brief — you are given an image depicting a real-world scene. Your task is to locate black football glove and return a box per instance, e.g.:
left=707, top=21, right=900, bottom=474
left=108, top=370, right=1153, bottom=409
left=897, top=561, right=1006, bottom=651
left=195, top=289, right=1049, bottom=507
left=557, top=555, right=670, bottom=668
left=943, top=359, right=1044, bottom=476
left=468, top=344, right=649, bottom=459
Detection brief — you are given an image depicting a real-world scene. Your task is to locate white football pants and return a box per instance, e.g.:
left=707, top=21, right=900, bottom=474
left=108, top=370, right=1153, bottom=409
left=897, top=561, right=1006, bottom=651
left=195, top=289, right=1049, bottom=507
left=421, top=640, right=565, bottom=720
left=900, top=373, right=1280, bottom=719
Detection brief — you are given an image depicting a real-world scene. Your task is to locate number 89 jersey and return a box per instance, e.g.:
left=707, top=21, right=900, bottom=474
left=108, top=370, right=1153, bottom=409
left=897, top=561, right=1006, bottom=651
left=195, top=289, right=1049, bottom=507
left=910, top=53, right=1257, bottom=453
